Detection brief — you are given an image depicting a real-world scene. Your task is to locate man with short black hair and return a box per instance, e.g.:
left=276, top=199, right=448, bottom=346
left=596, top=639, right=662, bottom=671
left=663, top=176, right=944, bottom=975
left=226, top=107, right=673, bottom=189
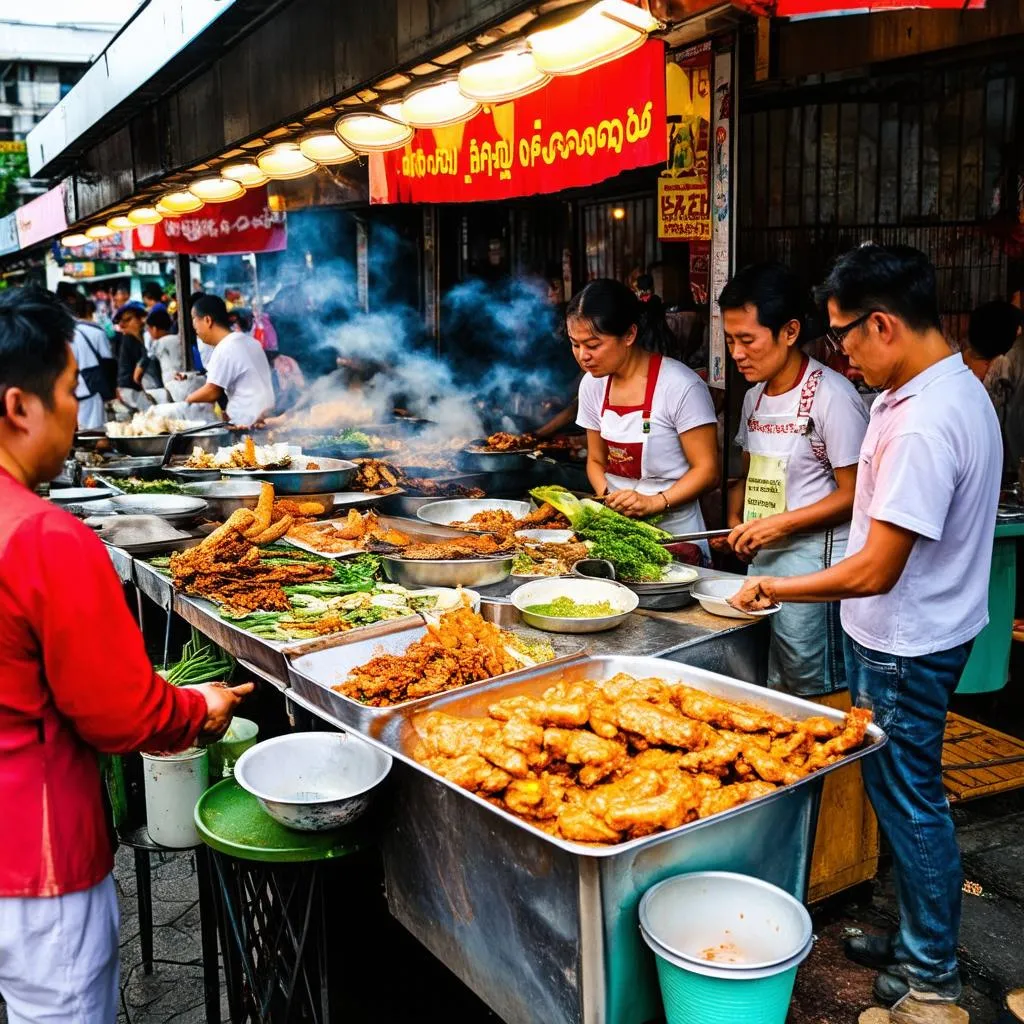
left=140, top=281, right=165, bottom=309
left=0, top=286, right=252, bottom=1021
left=733, top=244, right=1002, bottom=1014
left=112, top=300, right=148, bottom=406
left=186, top=294, right=274, bottom=426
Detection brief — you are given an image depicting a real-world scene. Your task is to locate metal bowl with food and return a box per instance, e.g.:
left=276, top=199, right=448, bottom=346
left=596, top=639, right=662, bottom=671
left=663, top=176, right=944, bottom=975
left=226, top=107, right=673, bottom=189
left=380, top=554, right=514, bottom=588
left=109, top=427, right=230, bottom=458
left=109, top=494, right=210, bottom=525
left=416, top=498, right=532, bottom=531
left=221, top=456, right=357, bottom=495
left=234, top=732, right=392, bottom=832
left=179, top=480, right=264, bottom=519
left=510, top=577, right=638, bottom=633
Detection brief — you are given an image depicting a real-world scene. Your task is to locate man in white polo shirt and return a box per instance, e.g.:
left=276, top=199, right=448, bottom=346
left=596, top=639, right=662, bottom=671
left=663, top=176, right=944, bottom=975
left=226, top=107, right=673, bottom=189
left=733, top=244, right=1002, bottom=1013
left=185, top=294, right=274, bottom=427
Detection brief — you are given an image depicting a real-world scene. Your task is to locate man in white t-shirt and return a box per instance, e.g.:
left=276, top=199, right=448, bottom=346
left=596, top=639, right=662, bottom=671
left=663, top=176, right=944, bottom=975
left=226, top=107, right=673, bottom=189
left=185, top=295, right=274, bottom=427
left=733, top=245, right=1001, bottom=1014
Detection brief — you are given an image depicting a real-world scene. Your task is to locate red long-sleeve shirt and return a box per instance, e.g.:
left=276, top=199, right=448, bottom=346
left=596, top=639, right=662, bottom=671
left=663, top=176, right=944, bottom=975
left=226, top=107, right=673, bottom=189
left=0, top=468, right=206, bottom=897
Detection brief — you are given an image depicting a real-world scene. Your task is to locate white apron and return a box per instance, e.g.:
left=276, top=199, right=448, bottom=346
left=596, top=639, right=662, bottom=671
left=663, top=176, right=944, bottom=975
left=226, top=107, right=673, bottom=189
left=599, top=353, right=706, bottom=538
left=744, top=359, right=845, bottom=695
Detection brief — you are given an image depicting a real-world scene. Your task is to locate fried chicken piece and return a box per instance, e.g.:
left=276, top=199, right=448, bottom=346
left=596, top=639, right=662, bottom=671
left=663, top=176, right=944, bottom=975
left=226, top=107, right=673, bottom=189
left=630, top=748, right=688, bottom=774
left=488, top=694, right=591, bottom=728
left=556, top=804, right=622, bottom=844
left=606, top=784, right=698, bottom=835
left=415, top=712, right=497, bottom=758
left=576, top=769, right=663, bottom=817
left=449, top=510, right=518, bottom=537
left=332, top=508, right=366, bottom=539
left=499, top=718, right=549, bottom=769
left=514, top=503, right=571, bottom=530
left=502, top=775, right=567, bottom=819
left=421, top=753, right=512, bottom=793
left=272, top=498, right=326, bottom=521
left=611, top=700, right=714, bottom=752
left=250, top=515, right=293, bottom=545
left=483, top=431, right=536, bottom=452
left=737, top=748, right=808, bottom=786
left=595, top=674, right=673, bottom=705
left=698, top=781, right=777, bottom=818
left=543, top=728, right=627, bottom=786
left=670, top=685, right=796, bottom=735
left=803, top=708, right=873, bottom=770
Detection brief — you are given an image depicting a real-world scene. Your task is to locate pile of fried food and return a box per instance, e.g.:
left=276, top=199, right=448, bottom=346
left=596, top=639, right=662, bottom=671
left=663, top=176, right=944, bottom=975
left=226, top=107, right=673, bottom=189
left=170, top=484, right=335, bottom=613
left=369, top=532, right=515, bottom=561
left=335, top=607, right=552, bottom=706
left=287, top=510, right=409, bottom=555
left=185, top=436, right=294, bottom=470
left=468, top=432, right=538, bottom=453
left=351, top=458, right=484, bottom=498
left=512, top=541, right=590, bottom=578
left=449, top=503, right=570, bottom=539
left=106, top=412, right=207, bottom=437
left=412, top=673, right=873, bottom=846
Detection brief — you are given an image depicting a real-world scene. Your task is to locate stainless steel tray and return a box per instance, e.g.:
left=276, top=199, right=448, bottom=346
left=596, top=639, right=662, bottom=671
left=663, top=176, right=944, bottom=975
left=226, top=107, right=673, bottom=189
left=287, top=620, right=588, bottom=735
left=415, top=497, right=532, bottom=531
left=370, top=654, right=886, bottom=858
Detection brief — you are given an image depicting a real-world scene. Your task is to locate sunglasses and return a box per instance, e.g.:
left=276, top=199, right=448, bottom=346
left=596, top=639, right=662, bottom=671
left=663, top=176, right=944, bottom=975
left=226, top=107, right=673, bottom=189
left=825, top=310, right=878, bottom=355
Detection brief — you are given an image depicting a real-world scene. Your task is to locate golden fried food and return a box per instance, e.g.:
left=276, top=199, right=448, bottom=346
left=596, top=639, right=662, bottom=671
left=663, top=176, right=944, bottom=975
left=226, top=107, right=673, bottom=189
left=286, top=511, right=410, bottom=555
left=202, top=508, right=256, bottom=547
left=479, top=432, right=537, bottom=452
left=250, top=515, right=294, bottom=546
left=243, top=482, right=275, bottom=538
left=370, top=533, right=515, bottom=560
left=515, top=503, right=571, bottom=530
left=449, top=510, right=518, bottom=536
left=352, top=459, right=404, bottom=491
left=411, top=673, right=872, bottom=846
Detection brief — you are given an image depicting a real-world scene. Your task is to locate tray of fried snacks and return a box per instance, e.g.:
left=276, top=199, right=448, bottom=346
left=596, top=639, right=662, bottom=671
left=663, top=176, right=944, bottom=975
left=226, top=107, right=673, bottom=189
left=286, top=606, right=584, bottom=733
left=364, top=655, right=886, bottom=855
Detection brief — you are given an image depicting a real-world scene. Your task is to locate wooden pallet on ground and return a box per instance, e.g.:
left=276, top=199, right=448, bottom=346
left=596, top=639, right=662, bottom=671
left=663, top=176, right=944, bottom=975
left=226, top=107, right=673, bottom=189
left=942, top=712, right=1024, bottom=803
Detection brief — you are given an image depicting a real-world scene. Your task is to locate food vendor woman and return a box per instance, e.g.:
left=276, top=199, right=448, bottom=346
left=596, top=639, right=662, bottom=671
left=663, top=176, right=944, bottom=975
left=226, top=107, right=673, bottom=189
left=570, top=278, right=720, bottom=540
left=719, top=264, right=869, bottom=695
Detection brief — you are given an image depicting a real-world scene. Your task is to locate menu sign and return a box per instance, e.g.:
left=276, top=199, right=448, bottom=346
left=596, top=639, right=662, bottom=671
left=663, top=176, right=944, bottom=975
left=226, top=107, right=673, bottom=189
left=371, top=40, right=667, bottom=204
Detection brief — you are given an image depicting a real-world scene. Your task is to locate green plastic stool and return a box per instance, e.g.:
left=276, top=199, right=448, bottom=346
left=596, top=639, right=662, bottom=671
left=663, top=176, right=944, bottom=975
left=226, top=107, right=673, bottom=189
left=957, top=522, right=1024, bottom=694
left=195, top=779, right=363, bottom=1023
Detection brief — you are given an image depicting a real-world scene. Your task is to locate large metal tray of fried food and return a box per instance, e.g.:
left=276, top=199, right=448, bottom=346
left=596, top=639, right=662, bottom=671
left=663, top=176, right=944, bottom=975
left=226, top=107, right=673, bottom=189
left=368, top=654, right=886, bottom=858
left=287, top=618, right=588, bottom=734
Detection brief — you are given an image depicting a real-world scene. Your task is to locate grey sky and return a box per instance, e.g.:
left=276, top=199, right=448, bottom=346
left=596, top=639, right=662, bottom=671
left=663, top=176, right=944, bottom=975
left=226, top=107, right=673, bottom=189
left=0, top=0, right=143, bottom=29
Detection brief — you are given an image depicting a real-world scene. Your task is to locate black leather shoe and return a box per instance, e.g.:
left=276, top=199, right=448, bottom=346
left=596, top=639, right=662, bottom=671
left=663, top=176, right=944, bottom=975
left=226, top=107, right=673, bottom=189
left=844, top=931, right=898, bottom=970
left=874, top=965, right=962, bottom=1007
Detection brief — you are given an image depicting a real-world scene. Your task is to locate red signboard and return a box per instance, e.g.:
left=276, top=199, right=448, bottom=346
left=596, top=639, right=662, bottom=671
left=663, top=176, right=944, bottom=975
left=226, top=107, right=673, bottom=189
left=771, top=0, right=983, bottom=12
left=371, top=40, right=667, bottom=205
left=131, top=187, right=286, bottom=255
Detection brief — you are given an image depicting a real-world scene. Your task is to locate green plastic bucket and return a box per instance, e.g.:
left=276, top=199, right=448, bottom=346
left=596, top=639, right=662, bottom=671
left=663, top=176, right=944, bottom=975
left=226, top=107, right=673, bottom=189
left=639, top=872, right=813, bottom=1024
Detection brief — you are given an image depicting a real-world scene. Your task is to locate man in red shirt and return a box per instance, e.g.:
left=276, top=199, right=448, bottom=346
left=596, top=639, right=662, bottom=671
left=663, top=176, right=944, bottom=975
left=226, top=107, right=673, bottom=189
left=0, top=287, right=252, bottom=1022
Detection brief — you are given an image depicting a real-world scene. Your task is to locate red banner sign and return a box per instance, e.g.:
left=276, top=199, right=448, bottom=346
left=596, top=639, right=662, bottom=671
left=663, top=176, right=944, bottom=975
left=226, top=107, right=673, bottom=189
left=371, top=40, right=667, bottom=205
left=131, top=187, right=286, bottom=255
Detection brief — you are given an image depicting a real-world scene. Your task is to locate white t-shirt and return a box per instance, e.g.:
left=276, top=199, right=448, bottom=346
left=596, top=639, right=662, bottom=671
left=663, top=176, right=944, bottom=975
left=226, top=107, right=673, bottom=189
left=735, top=358, right=869, bottom=544
left=576, top=356, right=717, bottom=482
left=204, top=331, right=275, bottom=427
left=841, top=354, right=1002, bottom=657
left=151, top=334, right=184, bottom=385
left=71, top=321, right=112, bottom=430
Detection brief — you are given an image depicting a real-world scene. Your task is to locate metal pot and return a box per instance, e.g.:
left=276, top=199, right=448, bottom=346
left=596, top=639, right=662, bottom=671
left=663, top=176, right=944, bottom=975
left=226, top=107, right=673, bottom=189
left=111, top=428, right=229, bottom=458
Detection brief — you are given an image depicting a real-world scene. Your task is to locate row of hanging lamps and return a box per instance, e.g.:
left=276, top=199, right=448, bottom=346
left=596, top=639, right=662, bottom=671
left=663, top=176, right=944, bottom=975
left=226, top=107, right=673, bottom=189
left=61, top=233, right=89, bottom=248
left=526, top=0, right=658, bottom=77
left=400, top=73, right=480, bottom=128
left=257, top=142, right=317, bottom=179
left=85, top=225, right=114, bottom=240
left=298, top=131, right=357, bottom=165
left=221, top=161, right=268, bottom=187
left=457, top=41, right=550, bottom=103
left=128, top=206, right=163, bottom=225
left=157, top=190, right=204, bottom=217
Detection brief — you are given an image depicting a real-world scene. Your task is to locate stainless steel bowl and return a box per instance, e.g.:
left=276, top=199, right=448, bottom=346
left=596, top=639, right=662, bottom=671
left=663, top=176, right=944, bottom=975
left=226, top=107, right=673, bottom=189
left=234, top=732, right=392, bottom=832
left=110, top=428, right=229, bottom=458
left=221, top=456, right=357, bottom=495
left=381, top=554, right=513, bottom=588
left=457, top=449, right=533, bottom=473
left=510, top=577, right=638, bottom=633
left=180, top=480, right=264, bottom=519
left=109, top=493, right=211, bottom=525
left=416, top=498, right=532, bottom=531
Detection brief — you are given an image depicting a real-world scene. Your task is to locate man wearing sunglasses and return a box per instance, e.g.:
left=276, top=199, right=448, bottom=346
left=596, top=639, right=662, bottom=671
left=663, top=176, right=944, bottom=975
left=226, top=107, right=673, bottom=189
left=733, top=244, right=1001, bottom=1014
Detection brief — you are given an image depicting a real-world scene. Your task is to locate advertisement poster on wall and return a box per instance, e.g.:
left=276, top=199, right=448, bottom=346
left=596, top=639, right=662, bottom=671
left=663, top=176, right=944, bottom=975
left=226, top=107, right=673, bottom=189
left=657, top=42, right=711, bottom=243
left=707, top=48, right=734, bottom=390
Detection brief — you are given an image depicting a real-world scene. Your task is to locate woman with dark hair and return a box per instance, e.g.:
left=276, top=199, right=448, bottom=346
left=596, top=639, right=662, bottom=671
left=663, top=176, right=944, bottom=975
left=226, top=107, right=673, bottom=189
left=570, top=278, right=719, bottom=544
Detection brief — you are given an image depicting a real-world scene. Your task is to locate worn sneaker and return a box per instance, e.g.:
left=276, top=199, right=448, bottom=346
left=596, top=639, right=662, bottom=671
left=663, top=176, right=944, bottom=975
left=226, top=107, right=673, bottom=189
left=874, top=965, right=962, bottom=1007
left=845, top=931, right=898, bottom=970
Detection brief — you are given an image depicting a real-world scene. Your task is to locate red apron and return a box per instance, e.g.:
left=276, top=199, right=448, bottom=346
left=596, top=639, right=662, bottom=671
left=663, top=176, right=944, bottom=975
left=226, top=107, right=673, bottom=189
left=600, top=353, right=664, bottom=481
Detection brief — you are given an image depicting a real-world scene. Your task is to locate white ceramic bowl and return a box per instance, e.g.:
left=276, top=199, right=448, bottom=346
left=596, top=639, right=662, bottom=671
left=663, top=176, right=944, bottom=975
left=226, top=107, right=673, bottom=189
left=234, top=732, right=392, bottom=831
left=690, top=577, right=779, bottom=620
left=514, top=529, right=575, bottom=544
left=510, top=576, right=639, bottom=633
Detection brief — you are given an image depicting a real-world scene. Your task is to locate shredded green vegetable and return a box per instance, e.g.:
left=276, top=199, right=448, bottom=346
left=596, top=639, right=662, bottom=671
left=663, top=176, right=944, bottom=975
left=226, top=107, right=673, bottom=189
left=525, top=597, right=619, bottom=618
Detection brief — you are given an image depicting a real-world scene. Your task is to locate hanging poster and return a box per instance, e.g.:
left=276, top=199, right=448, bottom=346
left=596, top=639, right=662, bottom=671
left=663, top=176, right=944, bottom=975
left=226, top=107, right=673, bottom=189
left=658, top=43, right=711, bottom=242
left=707, top=48, right=733, bottom=390
left=371, top=41, right=666, bottom=205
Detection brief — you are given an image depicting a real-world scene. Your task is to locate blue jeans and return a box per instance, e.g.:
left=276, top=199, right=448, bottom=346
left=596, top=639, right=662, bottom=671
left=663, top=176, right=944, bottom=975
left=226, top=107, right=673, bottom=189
left=843, top=631, right=972, bottom=985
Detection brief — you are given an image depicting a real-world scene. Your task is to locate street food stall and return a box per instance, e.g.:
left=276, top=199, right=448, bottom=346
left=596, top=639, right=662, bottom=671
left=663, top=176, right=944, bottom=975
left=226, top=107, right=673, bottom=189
left=59, top=419, right=886, bottom=1024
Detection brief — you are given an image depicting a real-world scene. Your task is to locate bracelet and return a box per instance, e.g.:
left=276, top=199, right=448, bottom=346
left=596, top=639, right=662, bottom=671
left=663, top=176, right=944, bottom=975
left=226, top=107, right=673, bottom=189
left=659, top=491, right=670, bottom=510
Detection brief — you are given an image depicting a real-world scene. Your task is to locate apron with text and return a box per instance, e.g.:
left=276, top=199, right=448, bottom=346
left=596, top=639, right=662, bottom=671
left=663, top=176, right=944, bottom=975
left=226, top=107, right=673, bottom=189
left=600, top=354, right=707, bottom=540
left=744, top=360, right=845, bottom=695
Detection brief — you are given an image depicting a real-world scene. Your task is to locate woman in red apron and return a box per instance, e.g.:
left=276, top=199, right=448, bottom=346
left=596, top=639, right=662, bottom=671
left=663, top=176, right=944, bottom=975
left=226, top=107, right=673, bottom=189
left=570, top=279, right=720, bottom=540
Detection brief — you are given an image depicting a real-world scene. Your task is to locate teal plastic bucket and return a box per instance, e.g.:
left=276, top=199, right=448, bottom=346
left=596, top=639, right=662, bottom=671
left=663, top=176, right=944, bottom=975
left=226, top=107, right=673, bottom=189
left=639, top=872, right=813, bottom=1024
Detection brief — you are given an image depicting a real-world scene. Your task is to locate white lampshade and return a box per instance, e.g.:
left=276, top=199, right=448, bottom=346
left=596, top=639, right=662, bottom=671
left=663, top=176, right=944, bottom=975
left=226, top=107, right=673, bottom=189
left=107, top=215, right=135, bottom=231
left=127, top=207, right=164, bottom=225
left=256, top=142, right=317, bottom=180
left=85, top=225, right=114, bottom=239
left=157, top=190, right=204, bottom=215
left=61, top=233, right=90, bottom=248
left=378, top=99, right=407, bottom=122
left=221, top=162, right=269, bottom=188
left=527, top=0, right=658, bottom=76
left=189, top=176, right=245, bottom=203
left=400, top=75, right=480, bottom=129
left=334, top=110, right=414, bottom=153
left=458, top=43, right=551, bottom=103
left=298, top=132, right=357, bottom=165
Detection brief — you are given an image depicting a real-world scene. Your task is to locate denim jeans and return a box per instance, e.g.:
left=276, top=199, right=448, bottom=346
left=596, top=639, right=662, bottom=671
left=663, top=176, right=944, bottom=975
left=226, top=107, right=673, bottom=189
left=842, top=631, right=972, bottom=985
